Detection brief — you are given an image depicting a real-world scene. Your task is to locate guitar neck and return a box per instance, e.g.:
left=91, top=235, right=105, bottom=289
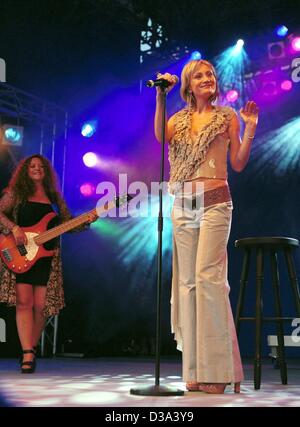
left=35, top=209, right=96, bottom=245
left=35, top=200, right=115, bottom=245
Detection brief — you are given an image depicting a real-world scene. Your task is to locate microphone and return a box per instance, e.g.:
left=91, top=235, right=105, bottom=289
left=146, top=75, right=179, bottom=88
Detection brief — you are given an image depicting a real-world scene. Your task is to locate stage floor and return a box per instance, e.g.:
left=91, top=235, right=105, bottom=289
left=0, top=357, right=300, bottom=407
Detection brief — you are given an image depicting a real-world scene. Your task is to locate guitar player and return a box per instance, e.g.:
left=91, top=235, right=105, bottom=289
left=0, top=154, right=97, bottom=373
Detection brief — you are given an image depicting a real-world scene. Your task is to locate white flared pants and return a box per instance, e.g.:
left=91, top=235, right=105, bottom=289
left=171, top=196, right=244, bottom=383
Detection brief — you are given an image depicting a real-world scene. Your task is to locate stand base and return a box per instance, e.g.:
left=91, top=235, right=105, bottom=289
left=130, top=384, right=184, bottom=396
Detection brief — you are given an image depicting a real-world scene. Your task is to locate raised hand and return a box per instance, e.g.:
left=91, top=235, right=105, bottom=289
left=240, top=101, right=259, bottom=126
left=86, top=212, right=98, bottom=224
left=156, top=72, right=178, bottom=94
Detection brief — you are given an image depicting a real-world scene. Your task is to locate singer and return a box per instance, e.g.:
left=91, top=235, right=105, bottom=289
left=154, top=60, right=259, bottom=393
left=146, top=75, right=178, bottom=88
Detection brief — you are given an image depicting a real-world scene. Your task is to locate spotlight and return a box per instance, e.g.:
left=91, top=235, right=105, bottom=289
left=81, top=121, right=97, bottom=138
left=276, top=25, right=288, bottom=37
left=291, top=37, right=300, bottom=52
left=80, top=183, right=95, bottom=197
left=231, top=39, right=244, bottom=56
left=83, top=152, right=98, bottom=168
left=268, top=41, right=285, bottom=59
left=1, top=125, right=24, bottom=146
left=226, top=90, right=239, bottom=103
left=190, top=51, right=202, bottom=60
left=280, top=80, right=293, bottom=91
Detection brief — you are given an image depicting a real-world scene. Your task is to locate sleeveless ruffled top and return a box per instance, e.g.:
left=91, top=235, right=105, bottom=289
left=168, top=105, right=235, bottom=193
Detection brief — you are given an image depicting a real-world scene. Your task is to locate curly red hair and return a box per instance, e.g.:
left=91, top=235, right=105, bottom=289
left=6, top=154, right=62, bottom=205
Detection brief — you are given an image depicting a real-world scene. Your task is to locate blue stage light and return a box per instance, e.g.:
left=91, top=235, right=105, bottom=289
left=81, top=121, right=97, bottom=138
left=5, top=127, right=22, bottom=143
left=190, top=51, right=202, bottom=60
left=1, top=125, right=24, bottom=146
left=231, top=39, right=244, bottom=56
left=276, top=25, right=288, bottom=37
left=214, top=41, right=249, bottom=109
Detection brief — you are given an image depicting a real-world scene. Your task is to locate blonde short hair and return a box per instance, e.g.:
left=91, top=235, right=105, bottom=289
left=180, top=59, right=219, bottom=107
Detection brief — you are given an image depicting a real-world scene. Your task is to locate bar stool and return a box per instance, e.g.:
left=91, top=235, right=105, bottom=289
left=234, top=237, right=300, bottom=390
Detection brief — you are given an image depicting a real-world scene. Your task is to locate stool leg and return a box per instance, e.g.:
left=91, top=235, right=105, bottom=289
left=254, top=248, right=264, bottom=390
left=235, top=249, right=250, bottom=335
left=270, top=251, right=287, bottom=385
left=284, top=249, right=300, bottom=317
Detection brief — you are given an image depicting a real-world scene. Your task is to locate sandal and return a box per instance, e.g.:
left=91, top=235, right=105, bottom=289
left=186, top=382, right=201, bottom=391
left=198, top=382, right=240, bottom=394
left=20, top=349, right=36, bottom=374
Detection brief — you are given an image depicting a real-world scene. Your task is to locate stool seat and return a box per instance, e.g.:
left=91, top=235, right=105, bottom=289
left=235, top=237, right=299, bottom=249
left=234, top=236, right=300, bottom=390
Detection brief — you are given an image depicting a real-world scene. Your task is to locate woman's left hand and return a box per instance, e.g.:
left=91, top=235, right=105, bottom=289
left=86, top=212, right=98, bottom=224
left=240, top=101, right=259, bottom=126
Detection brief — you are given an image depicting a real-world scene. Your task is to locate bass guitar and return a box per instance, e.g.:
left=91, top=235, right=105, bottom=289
left=0, top=195, right=129, bottom=274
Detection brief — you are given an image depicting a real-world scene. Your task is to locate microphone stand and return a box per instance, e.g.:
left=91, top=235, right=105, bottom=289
left=130, top=86, right=184, bottom=396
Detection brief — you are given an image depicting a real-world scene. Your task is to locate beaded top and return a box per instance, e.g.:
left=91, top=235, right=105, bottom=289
left=168, top=105, right=235, bottom=193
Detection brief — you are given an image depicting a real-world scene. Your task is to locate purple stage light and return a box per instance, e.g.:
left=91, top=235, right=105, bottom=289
left=291, top=37, right=300, bottom=52
left=80, top=183, right=95, bottom=197
left=226, top=90, right=239, bottom=103
left=83, top=152, right=98, bottom=168
left=281, top=80, right=293, bottom=91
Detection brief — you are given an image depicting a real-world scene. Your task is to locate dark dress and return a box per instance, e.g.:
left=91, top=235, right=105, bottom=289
left=15, top=201, right=59, bottom=286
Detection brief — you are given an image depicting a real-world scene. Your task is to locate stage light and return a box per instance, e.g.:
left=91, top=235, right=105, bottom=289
left=1, top=125, right=24, bottom=146
left=5, top=128, right=21, bottom=143
left=268, top=41, right=285, bottom=59
left=214, top=42, right=249, bottom=109
left=190, top=51, right=202, bottom=60
left=251, top=117, right=300, bottom=177
left=80, top=183, right=95, bottom=197
left=83, top=152, right=98, bottom=168
left=276, top=25, right=288, bottom=37
left=81, top=121, right=97, bottom=138
left=118, top=194, right=173, bottom=284
left=231, top=39, right=244, bottom=57
left=291, top=37, right=300, bottom=52
left=226, top=90, right=239, bottom=103
left=281, top=80, right=293, bottom=91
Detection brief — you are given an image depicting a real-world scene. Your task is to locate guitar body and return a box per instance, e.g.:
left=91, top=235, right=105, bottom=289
left=0, top=212, right=57, bottom=274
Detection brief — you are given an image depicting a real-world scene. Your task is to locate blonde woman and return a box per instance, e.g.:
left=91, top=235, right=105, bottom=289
left=154, top=60, right=259, bottom=393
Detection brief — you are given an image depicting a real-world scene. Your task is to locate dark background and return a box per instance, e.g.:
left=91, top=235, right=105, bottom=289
left=1, top=0, right=300, bottom=360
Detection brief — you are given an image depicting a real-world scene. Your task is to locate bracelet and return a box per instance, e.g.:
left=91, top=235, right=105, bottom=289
left=245, top=134, right=255, bottom=139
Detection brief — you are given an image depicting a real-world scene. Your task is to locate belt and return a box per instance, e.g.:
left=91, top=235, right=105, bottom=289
left=176, top=186, right=232, bottom=210
left=200, top=185, right=231, bottom=208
